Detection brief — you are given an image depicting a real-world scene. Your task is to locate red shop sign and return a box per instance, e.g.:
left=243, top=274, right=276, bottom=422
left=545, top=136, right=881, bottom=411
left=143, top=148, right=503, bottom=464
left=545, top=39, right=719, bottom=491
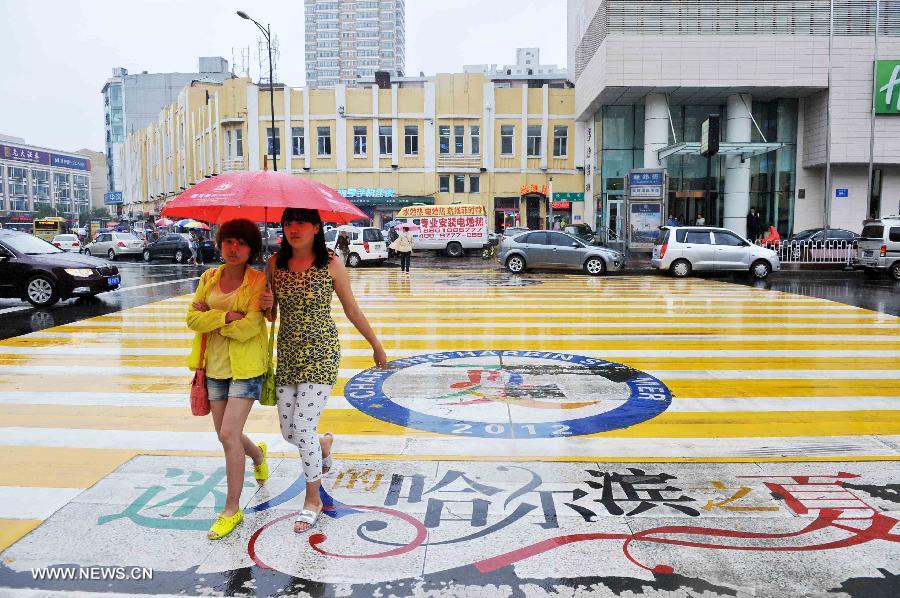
left=551, top=201, right=571, bottom=209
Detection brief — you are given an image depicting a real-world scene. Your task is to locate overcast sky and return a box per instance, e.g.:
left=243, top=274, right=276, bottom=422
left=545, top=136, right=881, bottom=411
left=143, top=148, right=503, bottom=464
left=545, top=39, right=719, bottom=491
left=0, top=0, right=567, bottom=153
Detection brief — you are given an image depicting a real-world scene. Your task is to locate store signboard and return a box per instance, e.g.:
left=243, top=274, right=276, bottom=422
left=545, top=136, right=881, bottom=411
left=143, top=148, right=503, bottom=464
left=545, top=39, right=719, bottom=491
left=104, top=192, right=124, bottom=205
left=875, top=60, right=900, bottom=115
left=338, top=187, right=396, bottom=198
left=552, top=192, right=584, bottom=202
left=628, top=171, right=664, bottom=199
left=0, top=144, right=90, bottom=171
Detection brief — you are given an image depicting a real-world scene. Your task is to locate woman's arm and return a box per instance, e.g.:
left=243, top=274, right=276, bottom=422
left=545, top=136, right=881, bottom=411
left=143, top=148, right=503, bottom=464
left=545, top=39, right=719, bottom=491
left=186, top=271, right=228, bottom=332
left=259, top=255, right=278, bottom=322
left=220, top=276, right=267, bottom=342
left=329, top=255, right=387, bottom=369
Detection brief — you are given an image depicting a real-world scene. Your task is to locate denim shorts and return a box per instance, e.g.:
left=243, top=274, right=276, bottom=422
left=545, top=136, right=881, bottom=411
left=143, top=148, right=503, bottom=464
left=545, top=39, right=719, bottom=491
left=206, top=375, right=264, bottom=401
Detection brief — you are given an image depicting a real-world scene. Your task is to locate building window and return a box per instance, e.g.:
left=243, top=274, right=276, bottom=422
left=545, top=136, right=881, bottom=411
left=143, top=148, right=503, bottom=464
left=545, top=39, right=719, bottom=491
left=8, top=167, right=27, bottom=212
left=235, top=129, right=243, bottom=157
left=317, top=126, right=332, bottom=156
left=353, top=125, right=368, bottom=156
left=527, top=125, right=541, bottom=157
left=454, top=175, right=465, bottom=193
left=438, top=125, right=450, bottom=155
left=454, top=125, right=464, bottom=154
left=439, top=175, right=450, bottom=192
left=266, top=127, right=281, bottom=156
left=225, top=130, right=233, bottom=159
left=379, top=124, right=392, bottom=155
left=470, top=125, right=480, bottom=154
left=53, top=173, right=70, bottom=211
left=292, top=127, right=305, bottom=156
left=404, top=125, right=418, bottom=155
left=500, top=125, right=515, bottom=155
left=553, top=125, right=568, bottom=158
left=469, top=175, right=480, bottom=193
left=73, top=175, right=89, bottom=211
left=31, top=170, right=50, bottom=210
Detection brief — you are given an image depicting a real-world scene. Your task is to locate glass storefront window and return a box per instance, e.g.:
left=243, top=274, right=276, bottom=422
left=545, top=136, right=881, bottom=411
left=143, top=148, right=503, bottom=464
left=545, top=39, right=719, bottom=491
left=73, top=175, right=90, bottom=212
left=54, top=173, right=71, bottom=212
left=32, top=170, right=50, bottom=212
left=8, top=167, right=27, bottom=212
left=749, top=99, right=798, bottom=235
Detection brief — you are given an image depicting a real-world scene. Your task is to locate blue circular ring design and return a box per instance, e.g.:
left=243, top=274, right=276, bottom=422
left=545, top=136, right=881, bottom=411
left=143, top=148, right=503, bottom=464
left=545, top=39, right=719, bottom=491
left=344, top=350, right=672, bottom=439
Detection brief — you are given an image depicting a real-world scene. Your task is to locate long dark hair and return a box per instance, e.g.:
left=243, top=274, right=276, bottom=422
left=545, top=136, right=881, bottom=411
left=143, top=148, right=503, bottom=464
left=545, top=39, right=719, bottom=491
left=276, top=207, right=329, bottom=270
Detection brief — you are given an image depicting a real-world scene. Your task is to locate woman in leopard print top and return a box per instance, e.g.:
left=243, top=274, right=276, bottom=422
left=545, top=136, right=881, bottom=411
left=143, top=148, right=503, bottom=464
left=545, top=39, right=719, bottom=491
left=259, top=207, right=386, bottom=534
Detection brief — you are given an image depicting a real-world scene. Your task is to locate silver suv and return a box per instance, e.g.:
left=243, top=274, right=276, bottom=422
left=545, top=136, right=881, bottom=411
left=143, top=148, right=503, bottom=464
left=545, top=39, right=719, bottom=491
left=651, top=226, right=780, bottom=279
left=857, top=216, right=900, bottom=280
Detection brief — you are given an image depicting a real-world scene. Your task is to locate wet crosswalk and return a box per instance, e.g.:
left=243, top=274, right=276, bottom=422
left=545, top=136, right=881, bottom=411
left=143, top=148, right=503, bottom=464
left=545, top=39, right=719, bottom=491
left=1, top=269, right=898, bottom=552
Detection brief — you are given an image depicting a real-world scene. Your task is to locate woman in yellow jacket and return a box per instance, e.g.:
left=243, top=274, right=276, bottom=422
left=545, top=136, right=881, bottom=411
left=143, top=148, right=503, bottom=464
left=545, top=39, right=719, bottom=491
left=186, top=218, right=269, bottom=540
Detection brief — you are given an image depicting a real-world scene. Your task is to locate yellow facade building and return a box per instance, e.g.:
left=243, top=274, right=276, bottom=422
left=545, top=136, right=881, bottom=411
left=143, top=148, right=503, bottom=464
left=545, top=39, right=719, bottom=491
left=124, top=73, right=587, bottom=231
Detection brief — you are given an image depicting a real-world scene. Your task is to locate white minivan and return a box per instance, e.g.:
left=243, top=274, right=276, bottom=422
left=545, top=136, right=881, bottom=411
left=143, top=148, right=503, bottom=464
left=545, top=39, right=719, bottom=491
left=651, top=226, right=780, bottom=279
left=326, top=225, right=388, bottom=267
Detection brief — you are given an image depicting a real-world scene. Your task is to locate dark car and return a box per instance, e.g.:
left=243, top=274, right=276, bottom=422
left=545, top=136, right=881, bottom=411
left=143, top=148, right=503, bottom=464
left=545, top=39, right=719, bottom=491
left=0, top=229, right=120, bottom=307
left=143, top=233, right=214, bottom=263
left=789, top=228, right=859, bottom=243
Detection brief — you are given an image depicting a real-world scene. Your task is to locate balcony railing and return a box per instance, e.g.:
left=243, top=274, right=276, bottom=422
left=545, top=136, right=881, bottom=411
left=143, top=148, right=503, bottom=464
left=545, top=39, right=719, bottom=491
left=222, top=158, right=245, bottom=172
left=436, top=154, right=482, bottom=170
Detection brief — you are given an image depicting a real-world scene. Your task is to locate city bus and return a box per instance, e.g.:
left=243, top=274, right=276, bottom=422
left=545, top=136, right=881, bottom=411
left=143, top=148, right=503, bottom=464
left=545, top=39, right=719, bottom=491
left=33, top=217, right=66, bottom=241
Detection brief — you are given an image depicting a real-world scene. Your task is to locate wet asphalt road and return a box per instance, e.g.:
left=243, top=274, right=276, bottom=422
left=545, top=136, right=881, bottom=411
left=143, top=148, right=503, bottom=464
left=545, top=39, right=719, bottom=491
left=0, top=255, right=897, bottom=341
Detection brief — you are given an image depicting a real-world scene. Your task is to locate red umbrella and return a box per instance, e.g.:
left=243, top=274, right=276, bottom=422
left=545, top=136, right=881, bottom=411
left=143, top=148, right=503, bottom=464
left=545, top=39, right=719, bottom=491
left=161, top=171, right=368, bottom=224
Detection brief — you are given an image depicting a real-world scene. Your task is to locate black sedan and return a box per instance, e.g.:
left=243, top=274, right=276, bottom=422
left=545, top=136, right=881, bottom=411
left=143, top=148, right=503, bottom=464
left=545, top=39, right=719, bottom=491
left=143, top=233, right=216, bottom=263
left=0, top=229, right=120, bottom=307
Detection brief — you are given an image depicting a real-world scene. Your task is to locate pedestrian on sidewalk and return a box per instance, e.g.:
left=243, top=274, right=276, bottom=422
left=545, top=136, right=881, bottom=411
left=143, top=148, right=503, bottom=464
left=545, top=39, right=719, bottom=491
left=747, top=208, right=761, bottom=241
left=390, top=225, right=414, bottom=273
left=335, top=230, right=350, bottom=265
left=258, top=207, right=387, bottom=534
left=186, top=218, right=269, bottom=541
left=695, top=212, right=706, bottom=226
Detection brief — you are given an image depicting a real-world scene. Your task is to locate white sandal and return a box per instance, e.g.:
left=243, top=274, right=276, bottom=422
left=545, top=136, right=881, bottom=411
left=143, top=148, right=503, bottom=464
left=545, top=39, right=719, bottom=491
left=294, top=509, right=319, bottom=533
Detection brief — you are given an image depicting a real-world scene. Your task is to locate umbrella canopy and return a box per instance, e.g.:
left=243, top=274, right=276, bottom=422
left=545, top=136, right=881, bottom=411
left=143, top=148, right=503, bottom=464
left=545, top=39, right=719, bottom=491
left=174, top=218, right=194, bottom=228
left=394, top=222, right=421, bottom=232
left=155, top=217, right=174, bottom=227
left=181, top=220, right=210, bottom=230
left=161, top=171, right=368, bottom=225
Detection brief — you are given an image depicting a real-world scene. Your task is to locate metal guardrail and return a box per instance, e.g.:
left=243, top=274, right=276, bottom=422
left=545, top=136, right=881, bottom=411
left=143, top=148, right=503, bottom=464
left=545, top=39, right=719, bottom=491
left=754, top=239, right=856, bottom=265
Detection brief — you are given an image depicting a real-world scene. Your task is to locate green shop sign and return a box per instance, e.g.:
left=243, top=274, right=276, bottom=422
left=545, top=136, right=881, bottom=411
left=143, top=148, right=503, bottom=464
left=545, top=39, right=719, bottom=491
left=551, top=192, right=585, bottom=202
left=875, top=60, right=900, bottom=115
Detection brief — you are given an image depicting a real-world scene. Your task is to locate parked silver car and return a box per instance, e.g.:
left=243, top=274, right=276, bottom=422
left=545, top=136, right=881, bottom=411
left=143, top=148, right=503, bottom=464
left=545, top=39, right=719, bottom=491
left=498, top=230, right=625, bottom=275
left=83, top=232, right=144, bottom=261
left=651, top=226, right=780, bottom=279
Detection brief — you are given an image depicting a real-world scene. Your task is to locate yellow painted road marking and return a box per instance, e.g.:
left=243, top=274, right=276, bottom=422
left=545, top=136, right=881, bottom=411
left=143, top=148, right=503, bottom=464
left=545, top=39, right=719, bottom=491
left=0, top=446, right=136, bottom=488
left=0, top=520, right=42, bottom=552
left=1, top=404, right=897, bottom=438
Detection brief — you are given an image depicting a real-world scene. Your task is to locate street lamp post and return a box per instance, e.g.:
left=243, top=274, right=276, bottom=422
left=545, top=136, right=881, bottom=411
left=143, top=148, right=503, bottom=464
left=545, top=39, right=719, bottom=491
left=237, top=10, right=277, bottom=173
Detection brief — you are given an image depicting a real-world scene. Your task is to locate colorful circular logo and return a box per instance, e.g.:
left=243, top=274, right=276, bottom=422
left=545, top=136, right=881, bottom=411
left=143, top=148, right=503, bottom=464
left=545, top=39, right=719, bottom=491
left=344, top=350, right=672, bottom=439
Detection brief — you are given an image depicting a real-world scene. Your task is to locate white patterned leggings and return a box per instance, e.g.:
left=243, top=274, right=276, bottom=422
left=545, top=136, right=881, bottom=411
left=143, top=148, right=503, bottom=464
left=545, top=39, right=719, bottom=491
left=277, top=383, right=332, bottom=483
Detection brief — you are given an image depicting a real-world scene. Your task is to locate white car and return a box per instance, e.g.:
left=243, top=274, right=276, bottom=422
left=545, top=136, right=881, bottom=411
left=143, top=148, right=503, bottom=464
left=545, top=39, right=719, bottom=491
left=651, top=226, right=780, bottom=279
left=326, top=225, right=388, bottom=267
left=83, top=232, right=145, bottom=261
left=51, top=234, right=81, bottom=252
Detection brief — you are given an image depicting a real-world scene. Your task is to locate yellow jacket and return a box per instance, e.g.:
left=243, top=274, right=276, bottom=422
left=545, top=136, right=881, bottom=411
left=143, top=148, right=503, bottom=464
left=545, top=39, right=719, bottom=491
left=186, top=265, right=268, bottom=379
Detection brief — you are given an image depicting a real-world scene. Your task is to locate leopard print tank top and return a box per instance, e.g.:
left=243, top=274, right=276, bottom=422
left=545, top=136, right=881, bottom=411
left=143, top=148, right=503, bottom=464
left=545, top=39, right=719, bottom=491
left=274, top=265, right=340, bottom=386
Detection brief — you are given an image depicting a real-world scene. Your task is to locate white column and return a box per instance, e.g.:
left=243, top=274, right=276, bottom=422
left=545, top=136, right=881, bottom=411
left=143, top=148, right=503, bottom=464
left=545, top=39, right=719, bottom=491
left=246, top=84, right=260, bottom=171
left=372, top=85, right=379, bottom=171
left=335, top=84, right=347, bottom=172
left=424, top=81, right=436, bottom=171
left=723, top=93, right=752, bottom=237
left=540, top=84, right=549, bottom=171
left=391, top=84, right=399, bottom=166
left=283, top=87, right=292, bottom=174
left=303, top=87, right=311, bottom=170
left=643, top=93, right=669, bottom=169
left=482, top=83, right=494, bottom=171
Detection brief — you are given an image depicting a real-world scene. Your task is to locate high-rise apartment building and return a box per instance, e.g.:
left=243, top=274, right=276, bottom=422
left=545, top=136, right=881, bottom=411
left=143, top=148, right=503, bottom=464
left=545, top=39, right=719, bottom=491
left=304, top=0, right=405, bottom=89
